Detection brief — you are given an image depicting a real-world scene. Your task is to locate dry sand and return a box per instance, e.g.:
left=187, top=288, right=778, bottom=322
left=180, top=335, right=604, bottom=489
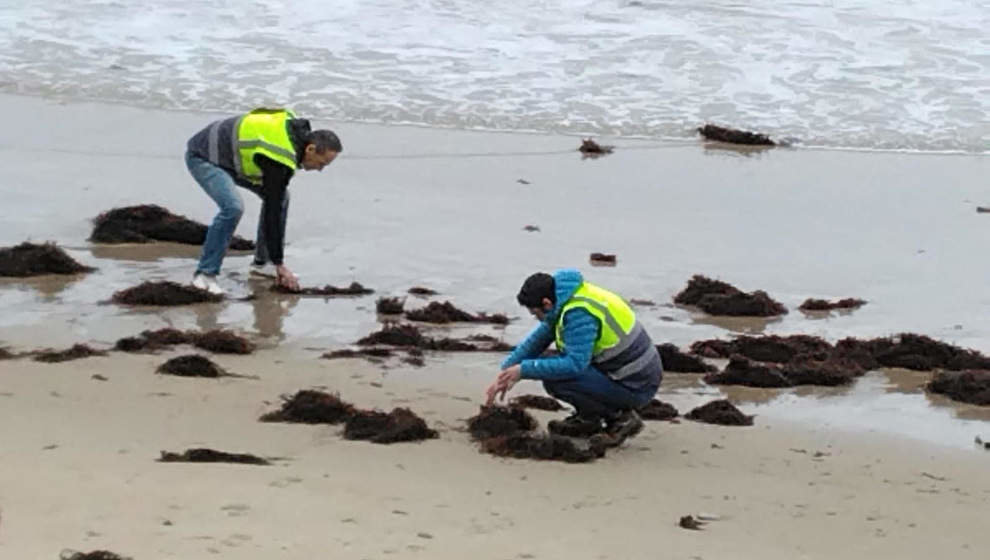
left=1, top=350, right=988, bottom=559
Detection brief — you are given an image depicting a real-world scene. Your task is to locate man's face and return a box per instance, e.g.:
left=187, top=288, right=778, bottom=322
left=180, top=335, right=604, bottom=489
left=528, top=299, right=553, bottom=321
left=301, top=146, right=338, bottom=171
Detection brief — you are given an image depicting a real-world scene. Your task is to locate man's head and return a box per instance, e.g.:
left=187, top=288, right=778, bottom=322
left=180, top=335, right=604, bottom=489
left=300, top=129, right=343, bottom=171
left=517, top=272, right=555, bottom=320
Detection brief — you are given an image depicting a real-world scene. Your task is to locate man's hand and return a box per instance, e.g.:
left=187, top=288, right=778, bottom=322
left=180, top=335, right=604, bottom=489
left=275, top=264, right=300, bottom=292
left=485, top=365, right=522, bottom=405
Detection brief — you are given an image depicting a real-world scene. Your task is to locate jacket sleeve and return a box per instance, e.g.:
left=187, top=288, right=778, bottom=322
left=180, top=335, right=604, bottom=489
left=254, top=154, right=294, bottom=266
left=500, top=321, right=554, bottom=370
left=518, top=308, right=600, bottom=381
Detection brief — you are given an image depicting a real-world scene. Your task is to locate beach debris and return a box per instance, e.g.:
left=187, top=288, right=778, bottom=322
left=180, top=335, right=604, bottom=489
left=408, top=286, right=438, bottom=296
left=578, top=138, right=614, bottom=156
left=690, top=334, right=832, bottom=363
left=405, top=301, right=509, bottom=325
left=673, top=275, right=739, bottom=306
left=0, top=346, right=14, bottom=360
left=836, top=333, right=990, bottom=372
left=403, top=354, right=426, bottom=367
left=705, top=354, right=864, bottom=388
left=679, top=515, right=706, bottom=530
left=358, top=324, right=428, bottom=347
left=357, top=324, right=511, bottom=352
left=260, top=390, right=356, bottom=424
left=639, top=399, right=679, bottom=421
left=927, top=370, right=990, bottom=406
left=0, top=242, right=95, bottom=277
left=156, top=355, right=227, bottom=378
left=159, top=448, right=270, bottom=465
left=112, top=281, right=222, bottom=306
left=114, top=328, right=253, bottom=354
left=629, top=298, right=656, bottom=306
left=697, top=124, right=775, bottom=146
left=273, top=282, right=373, bottom=296
left=523, top=225, right=541, bottom=232
left=685, top=399, right=753, bottom=426
left=343, top=408, right=439, bottom=444
left=376, top=296, right=405, bottom=314
left=976, top=207, right=990, bottom=213
left=467, top=406, right=605, bottom=463
left=975, top=436, right=989, bottom=450
left=322, top=347, right=395, bottom=360
left=589, top=252, right=617, bottom=266
left=699, top=290, right=785, bottom=317
left=192, top=329, right=255, bottom=354
left=799, top=298, right=867, bottom=311
left=674, top=275, right=786, bottom=317
left=509, top=395, right=566, bottom=411
left=90, top=204, right=254, bottom=249
left=517, top=178, right=531, bottom=185
left=60, top=551, right=132, bottom=560
left=33, top=344, right=108, bottom=363
left=481, top=433, right=606, bottom=463
left=261, top=391, right=437, bottom=444
left=468, top=405, right=539, bottom=440
left=91, top=374, right=108, bottom=381
left=656, top=343, right=716, bottom=373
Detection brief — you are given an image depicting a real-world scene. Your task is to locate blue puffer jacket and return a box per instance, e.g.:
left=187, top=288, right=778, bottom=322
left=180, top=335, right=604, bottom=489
left=500, top=269, right=601, bottom=381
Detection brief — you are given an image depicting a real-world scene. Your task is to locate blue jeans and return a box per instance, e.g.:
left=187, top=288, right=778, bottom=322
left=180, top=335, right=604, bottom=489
left=186, top=152, right=289, bottom=275
left=543, top=366, right=659, bottom=419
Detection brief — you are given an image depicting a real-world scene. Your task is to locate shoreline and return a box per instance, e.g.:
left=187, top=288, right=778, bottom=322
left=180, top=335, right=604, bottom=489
left=1, top=91, right=986, bottom=157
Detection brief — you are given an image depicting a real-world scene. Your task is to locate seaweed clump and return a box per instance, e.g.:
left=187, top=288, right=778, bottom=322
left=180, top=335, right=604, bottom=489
left=928, top=370, right=990, bottom=406
left=343, top=408, right=439, bottom=443
left=467, top=405, right=604, bottom=463
left=697, top=124, right=775, bottom=146
left=111, top=281, right=222, bottom=306
left=656, top=343, right=716, bottom=373
left=685, top=399, right=753, bottom=426
left=33, top=344, right=108, bottom=363
left=0, top=242, right=95, bottom=277
left=674, top=275, right=786, bottom=317
left=159, top=448, right=270, bottom=465
left=260, top=390, right=357, bottom=424
left=90, top=204, right=254, bottom=249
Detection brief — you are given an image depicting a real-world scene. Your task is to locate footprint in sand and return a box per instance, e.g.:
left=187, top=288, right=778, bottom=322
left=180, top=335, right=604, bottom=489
left=220, top=504, right=251, bottom=517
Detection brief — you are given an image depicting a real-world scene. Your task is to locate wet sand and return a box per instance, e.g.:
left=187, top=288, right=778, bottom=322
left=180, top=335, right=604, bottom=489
left=1, top=94, right=990, bottom=558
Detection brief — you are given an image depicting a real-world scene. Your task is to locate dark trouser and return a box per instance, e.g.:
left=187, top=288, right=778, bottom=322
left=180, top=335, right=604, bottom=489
left=543, top=365, right=660, bottom=419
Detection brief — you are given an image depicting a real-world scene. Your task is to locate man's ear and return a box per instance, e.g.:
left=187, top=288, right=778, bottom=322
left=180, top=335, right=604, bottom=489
left=542, top=298, right=553, bottom=311
left=304, top=143, right=316, bottom=155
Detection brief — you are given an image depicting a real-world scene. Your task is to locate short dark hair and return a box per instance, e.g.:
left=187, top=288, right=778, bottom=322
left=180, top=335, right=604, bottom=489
left=517, top=272, right=555, bottom=308
left=306, top=129, right=342, bottom=153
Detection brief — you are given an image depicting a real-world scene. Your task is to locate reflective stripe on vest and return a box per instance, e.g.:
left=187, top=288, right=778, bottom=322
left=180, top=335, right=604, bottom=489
left=554, top=282, right=650, bottom=380
left=235, top=108, right=298, bottom=184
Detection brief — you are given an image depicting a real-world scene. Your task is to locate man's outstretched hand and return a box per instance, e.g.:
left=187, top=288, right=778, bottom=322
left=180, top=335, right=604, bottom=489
left=485, top=365, right=522, bottom=405
left=275, top=264, right=300, bottom=292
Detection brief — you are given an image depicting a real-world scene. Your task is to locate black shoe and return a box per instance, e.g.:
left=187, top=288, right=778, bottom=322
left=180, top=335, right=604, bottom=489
left=547, top=414, right=604, bottom=438
left=592, top=410, right=644, bottom=448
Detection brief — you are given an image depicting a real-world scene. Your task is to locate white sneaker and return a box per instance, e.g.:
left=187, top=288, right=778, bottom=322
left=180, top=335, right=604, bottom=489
left=192, top=273, right=225, bottom=295
left=249, top=262, right=277, bottom=278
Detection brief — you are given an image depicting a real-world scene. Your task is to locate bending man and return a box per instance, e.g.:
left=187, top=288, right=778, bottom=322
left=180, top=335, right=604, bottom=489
left=486, top=269, right=663, bottom=445
left=185, top=108, right=341, bottom=294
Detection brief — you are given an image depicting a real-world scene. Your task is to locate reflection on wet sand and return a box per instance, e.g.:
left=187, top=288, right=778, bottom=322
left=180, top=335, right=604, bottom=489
left=248, top=280, right=298, bottom=342
left=688, top=312, right=783, bottom=335
left=0, top=274, right=85, bottom=302
left=701, top=142, right=775, bottom=158
left=88, top=242, right=204, bottom=262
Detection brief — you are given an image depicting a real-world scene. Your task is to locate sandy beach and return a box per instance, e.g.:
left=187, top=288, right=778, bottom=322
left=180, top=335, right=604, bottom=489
left=1, top=94, right=989, bottom=559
